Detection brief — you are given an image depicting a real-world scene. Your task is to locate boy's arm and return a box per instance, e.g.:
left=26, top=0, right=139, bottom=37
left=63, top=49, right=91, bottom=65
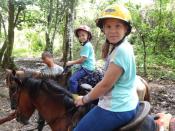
left=38, top=66, right=63, bottom=79
left=66, top=56, right=86, bottom=66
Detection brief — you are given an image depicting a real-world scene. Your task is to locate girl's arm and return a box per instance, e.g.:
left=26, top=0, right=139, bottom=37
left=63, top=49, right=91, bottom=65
left=74, top=62, right=123, bottom=106
left=66, top=56, right=86, bottom=66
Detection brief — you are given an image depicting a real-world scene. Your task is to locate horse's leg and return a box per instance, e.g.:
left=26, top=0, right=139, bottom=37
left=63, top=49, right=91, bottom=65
left=37, top=113, right=45, bottom=131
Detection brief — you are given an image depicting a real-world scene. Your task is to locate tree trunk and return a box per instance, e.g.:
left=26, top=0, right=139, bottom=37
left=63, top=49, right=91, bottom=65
left=135, top=26, right=147, bottom=76
left=0, top=13, right=7, bottom=37
left=45, top=0, right=53, bottom=54
left=2, top=0, right=16, bottom=69
left=153, top=0, right=162, bottom=54
left=62, top=0, right=75, bottom=67
left=0, top=39, right=7, bottom=63
left=62, top=13, right=69, bottom=66
left=51, top=0, right=59, bottom=45
left=141, top=34, right=147, bottom=76
left=45, top=32, right=53, bottom=54
left=0, top=15, right=1, bottom=37
left=61, top=0, right=75, bottom=86
left=0, top=12, right=8, bottom=64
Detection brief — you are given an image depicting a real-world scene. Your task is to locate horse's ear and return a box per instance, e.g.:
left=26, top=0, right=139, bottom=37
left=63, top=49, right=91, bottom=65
left=12, top=70, right=16, bottom=76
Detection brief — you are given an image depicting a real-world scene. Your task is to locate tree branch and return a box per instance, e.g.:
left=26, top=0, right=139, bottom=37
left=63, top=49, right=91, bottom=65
left=0, top=12, right=7, bottom=37
left=14, top=7, right=22, bottom=27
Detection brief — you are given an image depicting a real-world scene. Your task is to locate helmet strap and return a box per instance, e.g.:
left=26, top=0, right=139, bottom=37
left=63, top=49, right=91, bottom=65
left=108, top=36, right=126, bottom=55
left=80, top=40, right=89, bottom=46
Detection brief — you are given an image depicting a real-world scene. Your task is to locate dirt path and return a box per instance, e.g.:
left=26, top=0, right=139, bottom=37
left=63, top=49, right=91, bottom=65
left=0, top=81, right=51, bottom=131
left=0, top=58, right=175, bottom=130
left=150, top=80, right=175, bottom=115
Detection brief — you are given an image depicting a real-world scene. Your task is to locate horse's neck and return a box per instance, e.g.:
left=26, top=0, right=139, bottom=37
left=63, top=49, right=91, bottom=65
left=50, top=116, right=72, bottom=131
left=34, top=92, right=73, bottom=131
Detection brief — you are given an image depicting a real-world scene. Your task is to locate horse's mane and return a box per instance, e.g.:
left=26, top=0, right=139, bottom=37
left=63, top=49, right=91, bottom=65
left=42, top=79, right=73, bottom=98
left=22, top=77, right=75, bottom=108
left=22, top=77, right=42, bottom=98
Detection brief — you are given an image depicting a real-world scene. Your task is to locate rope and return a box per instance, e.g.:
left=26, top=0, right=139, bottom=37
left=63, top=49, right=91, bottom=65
left=0, top=111, right=16, bottom=125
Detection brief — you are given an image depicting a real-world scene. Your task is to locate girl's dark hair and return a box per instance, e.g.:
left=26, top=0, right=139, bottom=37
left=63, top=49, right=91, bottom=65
left=101, top=40, right=110, bottom=59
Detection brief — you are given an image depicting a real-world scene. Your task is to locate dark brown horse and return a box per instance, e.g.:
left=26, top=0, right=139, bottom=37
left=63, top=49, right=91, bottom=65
left=6, top=70, right=78, bottom=131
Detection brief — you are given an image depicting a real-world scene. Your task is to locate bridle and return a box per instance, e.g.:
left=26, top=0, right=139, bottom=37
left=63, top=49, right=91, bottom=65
left=7, top=74, right=23, bottom=109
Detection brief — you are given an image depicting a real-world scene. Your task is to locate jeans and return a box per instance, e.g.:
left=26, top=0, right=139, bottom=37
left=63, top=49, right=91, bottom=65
left=69, top=67, right=92, bottom=93
left=73, top=106, right=137, bottom=131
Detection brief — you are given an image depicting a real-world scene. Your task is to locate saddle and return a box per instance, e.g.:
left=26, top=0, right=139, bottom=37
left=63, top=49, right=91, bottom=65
left=116, top=101, right=151, bottom=131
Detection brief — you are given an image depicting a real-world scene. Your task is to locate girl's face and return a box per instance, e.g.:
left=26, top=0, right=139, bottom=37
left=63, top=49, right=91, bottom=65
left=77, top=30, right=89, bottom=43
left=103, top=18, right=128, bottom=44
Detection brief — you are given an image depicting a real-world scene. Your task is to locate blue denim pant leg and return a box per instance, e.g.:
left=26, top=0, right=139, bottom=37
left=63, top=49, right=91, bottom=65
left=74, top=106, right=137, bottom=131
left=69, top=68, right=87, bottom=93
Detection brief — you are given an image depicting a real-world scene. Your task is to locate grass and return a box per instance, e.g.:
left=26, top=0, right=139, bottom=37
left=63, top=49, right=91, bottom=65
left=12, top=48, right=41, bottom=58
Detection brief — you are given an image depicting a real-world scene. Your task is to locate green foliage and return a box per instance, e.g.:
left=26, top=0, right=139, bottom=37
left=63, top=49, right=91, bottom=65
left=12, top=48, right=41, bottom=57
left=17, top=9, right=42, bottom=30
left=31, top=38, right=44, bottom=52
left=1, top=0, right=175, bottom=80
left=25, top=32, right=45, bottom=52
left=12, top=48, right=29, bottom=57
left=128, top=0, right=175, bottom=79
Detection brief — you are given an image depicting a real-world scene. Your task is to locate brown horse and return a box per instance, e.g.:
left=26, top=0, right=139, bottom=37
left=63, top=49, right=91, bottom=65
left=5, top=69, right=151, bottom=130
left=6, top=70, right=156, bottom=131
left=6, top=69, right=151, bottom=107
left=6, top=71, right=78, bottom=131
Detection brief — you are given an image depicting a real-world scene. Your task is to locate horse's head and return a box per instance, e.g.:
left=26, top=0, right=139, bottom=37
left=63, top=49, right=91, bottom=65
left=15, top=84, right=35, bottom=125
left=6, top=69, right=20, bottom=109
left=5, top=69, right=35, bottom=124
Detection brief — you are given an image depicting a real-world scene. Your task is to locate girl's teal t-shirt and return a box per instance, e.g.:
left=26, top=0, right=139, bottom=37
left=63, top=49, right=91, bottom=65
left=98, top=39, right=139, bottom=112
left=80, top=42, right=96, bottom=71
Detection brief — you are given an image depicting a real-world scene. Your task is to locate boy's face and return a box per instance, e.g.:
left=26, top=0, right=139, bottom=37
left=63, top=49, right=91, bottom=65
left=42, top=56, right=52, bottom=65
left=77, top=30, right=89, bottom=43
left=103, top=18, right=128, bottom=44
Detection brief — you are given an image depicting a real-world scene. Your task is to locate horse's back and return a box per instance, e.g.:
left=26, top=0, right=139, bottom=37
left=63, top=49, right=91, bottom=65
left=135, top=75, right=151, bottom=102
